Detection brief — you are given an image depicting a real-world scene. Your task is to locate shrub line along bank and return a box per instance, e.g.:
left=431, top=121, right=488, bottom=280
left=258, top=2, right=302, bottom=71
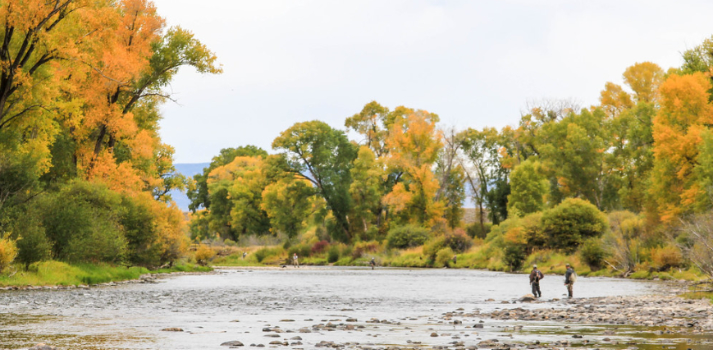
left=0, top=261, right=212, bottom=289
left=209, top=243, right=706, bottom=284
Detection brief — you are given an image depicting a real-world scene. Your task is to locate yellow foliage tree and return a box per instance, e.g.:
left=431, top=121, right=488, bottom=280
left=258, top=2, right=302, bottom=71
left=383, top=111, right=444, bottom=227
left=651, top=72, right=713, bottom=222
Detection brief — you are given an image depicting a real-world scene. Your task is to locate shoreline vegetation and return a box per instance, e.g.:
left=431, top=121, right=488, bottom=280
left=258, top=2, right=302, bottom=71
left=0, top=261, right=211, bottom=289
left=211, top=243, right=705, bottom=282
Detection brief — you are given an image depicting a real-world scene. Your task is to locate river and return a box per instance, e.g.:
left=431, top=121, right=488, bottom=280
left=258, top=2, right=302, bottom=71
left=0, top=267, right=704, bottom=349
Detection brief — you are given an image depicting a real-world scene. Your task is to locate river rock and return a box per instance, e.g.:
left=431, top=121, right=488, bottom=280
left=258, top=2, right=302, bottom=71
left=220, top=341, right=244, bottom=347
left=29, top=344, right=55, bottom=350
left=160, top=327, right=183, bottom=332
left=519, top=294, right=536, bottom=302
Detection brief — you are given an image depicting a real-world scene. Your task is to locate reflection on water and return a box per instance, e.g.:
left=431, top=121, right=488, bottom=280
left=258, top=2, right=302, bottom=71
left=0, top=267, right=706, bottom=349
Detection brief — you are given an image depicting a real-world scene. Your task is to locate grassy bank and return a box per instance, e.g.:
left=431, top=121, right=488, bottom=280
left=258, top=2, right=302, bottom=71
left=210, top=244, right=707, bottom=283
left=0, top=261, right=212, bottom=287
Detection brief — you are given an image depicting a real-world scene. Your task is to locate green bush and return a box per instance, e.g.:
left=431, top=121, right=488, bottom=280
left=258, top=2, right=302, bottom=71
left=254, top=246, right=283, bottom=263
left=466, top=222, right=492, bottom=239
left=503, top=244, right=526, bottom=271
left=435, top=247, right=455, bottom=267
left=541, top=198, right=608, bottom=253
left=386, top=225, right=431, bottom=249
left=14, top=220, right=51, bottom=269
left=39, top=180, right=127, bottom=263
left=120, top=195, right=161, bottom=267
left=327, top=246, right=340, bottom=263
left=423, top=237, right=446, bottom=261
left=579, top=237, right=607, bottom=271
left=288, top=244, right=311, bottom=259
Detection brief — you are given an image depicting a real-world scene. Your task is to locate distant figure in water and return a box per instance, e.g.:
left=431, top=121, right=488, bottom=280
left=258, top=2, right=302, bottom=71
left=564, top=263, right=575, bottom=298
left=452, top=255, right=457, bottom=266
left=529, top=264, right=543, bottom=298
left=369, top=257, right=376, bottom=270
left=293, top=253, right=299, bottom=268
left=242, top=252, right=247, bottom=260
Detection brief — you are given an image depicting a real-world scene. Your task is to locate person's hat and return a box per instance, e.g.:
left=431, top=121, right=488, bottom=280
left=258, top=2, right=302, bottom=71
left=533, top=264, right=537, bottom=268
left=565, top=263, right=570, bottom=266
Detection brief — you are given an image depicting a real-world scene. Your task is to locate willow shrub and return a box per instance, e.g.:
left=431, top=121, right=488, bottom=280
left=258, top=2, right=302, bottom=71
left=386, top=225, right=430, bottom=249
left=0, top=234, right=18, bottom=273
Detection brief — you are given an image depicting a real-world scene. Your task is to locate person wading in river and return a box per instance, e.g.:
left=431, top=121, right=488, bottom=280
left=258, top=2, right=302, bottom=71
left=529, top=264, right=543, bottom=298
left=369, top=257, right=376, bottom=270
left=293, top=253, right=299, bottom=268
left=564, top=263, right=575, bottom=298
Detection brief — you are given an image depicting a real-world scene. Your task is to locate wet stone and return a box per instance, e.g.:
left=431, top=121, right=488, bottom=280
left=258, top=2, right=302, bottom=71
left=220, top=341, right=244, bottom=347
left=161, top=327, right=183, bottom=332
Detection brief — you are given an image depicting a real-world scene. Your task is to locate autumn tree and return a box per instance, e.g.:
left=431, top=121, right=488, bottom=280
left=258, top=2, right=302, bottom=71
left=0, top=0, right=217, bottom=268
left=622, top=62, right=664, bottom=103
left=650, top=73, right=713, bottom=221
left=261, top=178, right=316, bottom=239
left=345, top=102, right=439, bottom=231
left=383, top=111, right=444, bottom=227
left=188, top=146, right=268, bottom=212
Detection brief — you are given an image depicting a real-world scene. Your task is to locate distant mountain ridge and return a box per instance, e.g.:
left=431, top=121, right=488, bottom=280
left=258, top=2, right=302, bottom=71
left=170, top=163, right=209, bottom=211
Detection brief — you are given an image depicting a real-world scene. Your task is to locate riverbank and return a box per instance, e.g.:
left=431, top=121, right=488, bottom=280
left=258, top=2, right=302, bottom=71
left=0, top=261, right=212, bottom=289
left=211, top=244, right=707, bottom=285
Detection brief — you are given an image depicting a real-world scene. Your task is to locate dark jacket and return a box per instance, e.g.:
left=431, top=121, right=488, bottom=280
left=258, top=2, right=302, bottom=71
left=564, top=267, right=574, bottom=284
left=529, top=268, right=543, bottom=283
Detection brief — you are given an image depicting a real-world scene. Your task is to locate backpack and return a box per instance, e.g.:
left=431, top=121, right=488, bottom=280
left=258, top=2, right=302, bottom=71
left=537, top=270, right=544, bottom=280
left=570, top=271, right=577, bottom=283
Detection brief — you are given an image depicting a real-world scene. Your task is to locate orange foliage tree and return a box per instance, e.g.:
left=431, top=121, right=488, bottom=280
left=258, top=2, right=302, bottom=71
left=651, top=72, right=713, bottom=222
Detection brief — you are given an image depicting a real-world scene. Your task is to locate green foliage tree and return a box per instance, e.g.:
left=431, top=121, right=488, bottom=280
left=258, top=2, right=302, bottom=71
left=507, top=159, right=547, bottom=216
left=273, top=120, right=357, bottom=241
left=349, top=146, right=384, bottom=239
left=441, top=166, right=466, bottom=229
left=540, top=198, right=608, bottom=252
left=459, top=127, right=510, bottom=226
left=261, top=178, right=315, bottom=239
left=537, top=109, right=611, bottom=209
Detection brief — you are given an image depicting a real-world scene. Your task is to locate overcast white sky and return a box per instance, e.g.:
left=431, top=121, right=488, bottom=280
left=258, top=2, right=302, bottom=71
left=152, top=0, right=713, bottom=163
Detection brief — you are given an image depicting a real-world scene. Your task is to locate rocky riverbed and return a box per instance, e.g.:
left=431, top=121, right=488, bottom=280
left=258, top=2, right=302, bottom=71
left=481, top=294, right=713, bottom=330
left=1, top=267, right=711, bottom=350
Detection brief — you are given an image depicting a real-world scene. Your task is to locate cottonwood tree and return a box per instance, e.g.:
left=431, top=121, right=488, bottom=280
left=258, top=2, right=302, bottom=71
left=273, top=120, right=358, bottom=241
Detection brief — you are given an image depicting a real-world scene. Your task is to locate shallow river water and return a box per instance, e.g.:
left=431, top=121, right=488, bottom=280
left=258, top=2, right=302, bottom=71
left=0, top=267, right=705, bottom=349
